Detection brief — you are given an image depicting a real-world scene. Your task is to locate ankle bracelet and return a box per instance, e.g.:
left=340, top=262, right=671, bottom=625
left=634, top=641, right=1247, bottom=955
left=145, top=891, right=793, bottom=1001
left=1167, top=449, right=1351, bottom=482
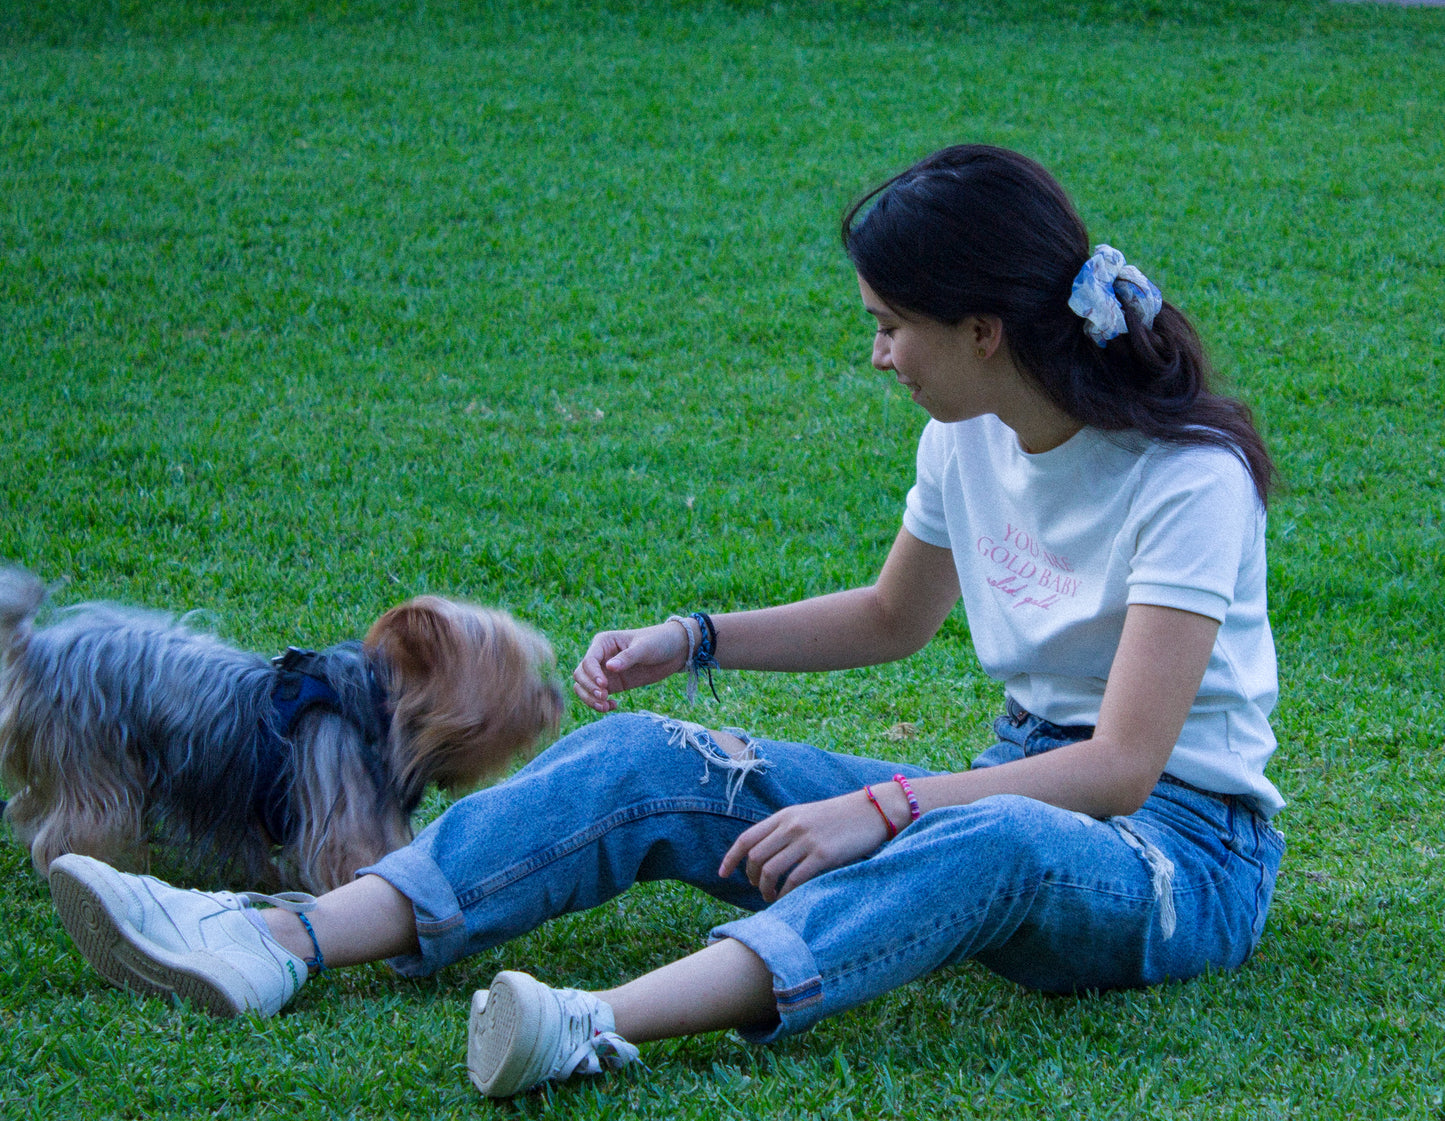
left=296, top=912, right=326, bottom=975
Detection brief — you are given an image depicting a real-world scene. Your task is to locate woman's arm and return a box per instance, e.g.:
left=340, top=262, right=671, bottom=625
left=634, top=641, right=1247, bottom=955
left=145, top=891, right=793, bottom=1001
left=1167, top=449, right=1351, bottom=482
left=902, top=603, right=1220, bottom=817
left=573, top=528, right=960, bottom=711
left=721, top=603, right=1220, bottom=900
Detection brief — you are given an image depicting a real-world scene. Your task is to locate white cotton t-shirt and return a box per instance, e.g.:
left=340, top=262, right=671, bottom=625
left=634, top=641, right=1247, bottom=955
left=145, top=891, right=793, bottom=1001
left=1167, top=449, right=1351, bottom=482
left=902, top=416, right=1283, bottom=817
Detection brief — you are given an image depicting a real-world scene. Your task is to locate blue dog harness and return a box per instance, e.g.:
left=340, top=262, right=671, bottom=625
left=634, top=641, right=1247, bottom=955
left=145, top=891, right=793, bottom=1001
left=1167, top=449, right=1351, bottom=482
left=253, top=643, right=397, bottom=845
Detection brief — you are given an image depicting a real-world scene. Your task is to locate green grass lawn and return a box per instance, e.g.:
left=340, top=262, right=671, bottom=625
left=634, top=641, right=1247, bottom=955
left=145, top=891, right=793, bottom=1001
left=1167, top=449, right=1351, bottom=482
left=2, top=0, right=1442, bottom=1116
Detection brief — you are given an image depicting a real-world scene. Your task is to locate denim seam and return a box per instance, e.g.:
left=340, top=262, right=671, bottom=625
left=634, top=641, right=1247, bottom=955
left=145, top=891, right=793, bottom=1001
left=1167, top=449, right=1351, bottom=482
left=413, top=911, right=466, bottom=936
left=1219, top=812, right=1280, bottom=942
left=452, top=796, right=771, bottom=911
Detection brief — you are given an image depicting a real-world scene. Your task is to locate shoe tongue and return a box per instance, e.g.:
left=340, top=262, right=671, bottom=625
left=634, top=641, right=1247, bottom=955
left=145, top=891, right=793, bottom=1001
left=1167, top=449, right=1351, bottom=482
left=558, top=988, right=614, bottom=1035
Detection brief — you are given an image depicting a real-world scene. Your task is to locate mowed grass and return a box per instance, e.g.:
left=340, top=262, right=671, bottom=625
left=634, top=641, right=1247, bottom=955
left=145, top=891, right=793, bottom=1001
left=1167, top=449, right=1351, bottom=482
left=1, top=1, right=1443, bottom=1117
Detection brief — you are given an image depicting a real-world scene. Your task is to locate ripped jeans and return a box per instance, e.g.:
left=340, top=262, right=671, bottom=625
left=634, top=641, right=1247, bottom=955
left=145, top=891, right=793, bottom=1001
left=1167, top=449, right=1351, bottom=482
left=361, top=707, right=1284, bottom=1041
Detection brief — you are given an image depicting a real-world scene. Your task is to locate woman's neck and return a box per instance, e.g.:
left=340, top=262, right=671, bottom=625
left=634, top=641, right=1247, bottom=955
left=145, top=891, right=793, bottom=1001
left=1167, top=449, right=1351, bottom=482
left=991, top=359, right=1083, bottom=454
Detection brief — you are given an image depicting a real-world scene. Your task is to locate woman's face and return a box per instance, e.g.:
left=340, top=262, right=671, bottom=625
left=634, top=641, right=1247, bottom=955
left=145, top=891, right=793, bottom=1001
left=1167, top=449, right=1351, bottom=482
left=858, top=275, right=996, bottom=424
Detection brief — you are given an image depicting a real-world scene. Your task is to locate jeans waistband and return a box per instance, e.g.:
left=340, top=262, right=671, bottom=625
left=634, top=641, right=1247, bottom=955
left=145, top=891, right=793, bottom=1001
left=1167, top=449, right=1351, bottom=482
left=1155, top=772, right=1236, bottom=805
left=1004, top=695, right=1095, bottom=740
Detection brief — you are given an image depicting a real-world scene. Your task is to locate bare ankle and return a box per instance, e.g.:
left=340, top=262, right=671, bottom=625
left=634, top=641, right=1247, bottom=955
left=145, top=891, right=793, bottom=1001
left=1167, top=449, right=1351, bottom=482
left=262, top=909, right=315, bottom=962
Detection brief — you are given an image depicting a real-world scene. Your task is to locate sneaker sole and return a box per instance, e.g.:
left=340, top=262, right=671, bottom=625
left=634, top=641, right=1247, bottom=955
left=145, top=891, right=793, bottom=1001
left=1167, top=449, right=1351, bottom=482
left=466, top=972, right=553, bottom=1097
left=49, top=858, right=250, bottom=1017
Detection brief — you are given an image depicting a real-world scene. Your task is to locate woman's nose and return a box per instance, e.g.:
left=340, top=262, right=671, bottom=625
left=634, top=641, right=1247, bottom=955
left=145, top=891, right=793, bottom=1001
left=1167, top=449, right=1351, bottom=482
left=871, top=335, right=891, bottom=370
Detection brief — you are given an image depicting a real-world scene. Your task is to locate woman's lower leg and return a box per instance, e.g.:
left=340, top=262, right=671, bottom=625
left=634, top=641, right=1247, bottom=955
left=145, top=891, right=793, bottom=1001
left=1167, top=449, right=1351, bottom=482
left=263, top=873, right=419, bottom=967
left=596, top=937, right=777, bottom=1042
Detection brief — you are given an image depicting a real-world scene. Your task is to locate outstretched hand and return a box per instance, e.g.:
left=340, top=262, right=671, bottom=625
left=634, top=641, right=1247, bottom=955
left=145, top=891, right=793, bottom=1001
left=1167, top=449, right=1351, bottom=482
left=718, top=791, right=890, bottom=903
left=572, top=621, right=689, bottom=712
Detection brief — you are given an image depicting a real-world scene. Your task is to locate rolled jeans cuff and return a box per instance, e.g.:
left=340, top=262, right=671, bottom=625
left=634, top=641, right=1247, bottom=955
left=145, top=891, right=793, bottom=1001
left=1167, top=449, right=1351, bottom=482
left=358, top=833, right=470, bottom=978
left=709, top=911, right=826, bottom=1043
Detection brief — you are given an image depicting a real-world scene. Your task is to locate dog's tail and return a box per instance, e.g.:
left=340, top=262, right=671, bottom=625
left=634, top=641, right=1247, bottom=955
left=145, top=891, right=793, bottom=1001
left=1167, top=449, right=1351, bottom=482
left=0, top=567, right=46, bottom=668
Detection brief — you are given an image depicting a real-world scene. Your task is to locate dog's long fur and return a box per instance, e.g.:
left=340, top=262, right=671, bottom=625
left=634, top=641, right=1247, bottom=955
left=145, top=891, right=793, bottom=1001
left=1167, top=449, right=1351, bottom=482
left=0, top=569, right=563, bottom=893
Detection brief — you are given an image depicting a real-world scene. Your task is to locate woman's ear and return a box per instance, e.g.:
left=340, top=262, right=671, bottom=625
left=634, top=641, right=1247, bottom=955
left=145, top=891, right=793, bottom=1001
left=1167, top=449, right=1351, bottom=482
left=964, top=314, right=1006, bottom=360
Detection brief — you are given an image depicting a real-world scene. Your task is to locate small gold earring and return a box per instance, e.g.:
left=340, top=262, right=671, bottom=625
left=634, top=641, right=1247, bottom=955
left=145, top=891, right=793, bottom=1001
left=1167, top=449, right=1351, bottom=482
left=977, top=347, right=987, bottom=359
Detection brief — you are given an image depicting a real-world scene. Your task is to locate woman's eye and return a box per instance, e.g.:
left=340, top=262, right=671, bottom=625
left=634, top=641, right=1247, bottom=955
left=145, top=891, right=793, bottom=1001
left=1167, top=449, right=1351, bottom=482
left=876, top=327, right=895, bottom=338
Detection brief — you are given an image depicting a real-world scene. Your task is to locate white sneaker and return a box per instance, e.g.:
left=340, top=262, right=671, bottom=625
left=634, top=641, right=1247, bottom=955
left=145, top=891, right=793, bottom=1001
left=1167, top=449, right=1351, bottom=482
left=466, top=970, right=640, bottom=1097
left=48, top=853, right=311, bottom=1017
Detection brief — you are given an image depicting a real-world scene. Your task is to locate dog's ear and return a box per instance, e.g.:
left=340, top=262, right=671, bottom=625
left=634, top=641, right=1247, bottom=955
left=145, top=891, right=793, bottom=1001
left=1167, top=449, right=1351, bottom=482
left=0, top=567, right=46, bottom=667
left=363, top=597, right=450, bottom=684
left=364, top=596, right=563, bottom=795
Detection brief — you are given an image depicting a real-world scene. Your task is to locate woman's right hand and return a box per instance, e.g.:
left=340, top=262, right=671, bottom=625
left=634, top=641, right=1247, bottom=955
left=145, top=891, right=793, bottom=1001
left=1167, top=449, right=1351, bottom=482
left=572, top=620, right=690, bottom=712
left=718, top=789, right=894, bottom=902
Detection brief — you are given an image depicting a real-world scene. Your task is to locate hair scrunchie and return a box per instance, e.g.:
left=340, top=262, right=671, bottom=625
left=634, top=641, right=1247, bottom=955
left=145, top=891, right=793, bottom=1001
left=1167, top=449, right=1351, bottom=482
left=1067, top=244, right=1163, bottom=347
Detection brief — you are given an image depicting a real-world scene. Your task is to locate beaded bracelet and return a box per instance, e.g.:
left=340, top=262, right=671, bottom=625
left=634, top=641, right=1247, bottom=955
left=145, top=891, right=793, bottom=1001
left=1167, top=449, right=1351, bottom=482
left=863, top=785, right=898, bottom=840
left=892, top=774, right=922, bottom=823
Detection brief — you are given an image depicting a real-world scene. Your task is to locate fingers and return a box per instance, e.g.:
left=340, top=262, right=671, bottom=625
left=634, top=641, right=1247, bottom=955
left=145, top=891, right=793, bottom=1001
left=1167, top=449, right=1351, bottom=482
left=571, top=632, right=631, bottom=712
left=718, top=817, right=780, bottom=884
left=719, top=794, right=888, bottom=903
left=755, top=844, right=811, bottom=901
left=770, top=854, right=822, bottom=899
left=718, top=812, right=814, bottom=903
left=572, top=681, right=617, bottom=712
left=571, top=654, right=614, bottom=711
left=570, top=622, right=690, bottom=713
left=717, top=824, right=756, bottom=880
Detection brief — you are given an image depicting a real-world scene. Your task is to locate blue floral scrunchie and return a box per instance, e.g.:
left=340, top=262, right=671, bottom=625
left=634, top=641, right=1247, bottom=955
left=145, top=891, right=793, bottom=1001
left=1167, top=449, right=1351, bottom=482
left=1067, top=244, right=1163, bottom=347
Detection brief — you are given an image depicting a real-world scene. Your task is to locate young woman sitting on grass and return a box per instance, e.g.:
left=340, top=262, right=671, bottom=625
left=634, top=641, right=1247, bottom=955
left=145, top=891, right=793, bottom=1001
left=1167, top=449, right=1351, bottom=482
left=47, top=143, right=1285, bottom=1099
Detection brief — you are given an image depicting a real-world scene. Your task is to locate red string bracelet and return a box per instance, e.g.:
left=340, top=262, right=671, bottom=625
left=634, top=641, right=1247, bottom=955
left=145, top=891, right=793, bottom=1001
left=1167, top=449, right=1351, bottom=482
left=893, top=774, right=922, bottom=822
left=863, top=785, right=898, bottom=839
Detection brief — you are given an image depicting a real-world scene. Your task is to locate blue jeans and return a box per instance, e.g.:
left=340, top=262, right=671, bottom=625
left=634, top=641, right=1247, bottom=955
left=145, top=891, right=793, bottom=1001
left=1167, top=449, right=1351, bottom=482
left=362, top=708, right=1284, bottom=1041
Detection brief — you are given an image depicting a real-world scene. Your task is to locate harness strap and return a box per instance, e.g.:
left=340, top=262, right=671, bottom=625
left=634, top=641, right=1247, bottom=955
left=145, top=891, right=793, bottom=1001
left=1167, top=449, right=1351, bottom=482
left=253, top=644, right=397, bottom=845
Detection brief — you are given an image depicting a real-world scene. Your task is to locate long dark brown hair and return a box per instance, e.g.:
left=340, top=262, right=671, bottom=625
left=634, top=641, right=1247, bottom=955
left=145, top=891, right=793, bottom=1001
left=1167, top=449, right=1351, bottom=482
left=843, top=144, right=1275, bottom=504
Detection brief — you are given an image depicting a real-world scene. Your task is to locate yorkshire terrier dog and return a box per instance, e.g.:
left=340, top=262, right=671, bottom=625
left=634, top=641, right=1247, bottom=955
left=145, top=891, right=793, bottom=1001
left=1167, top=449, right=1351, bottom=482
left=0, top=568, right=563, bottom=893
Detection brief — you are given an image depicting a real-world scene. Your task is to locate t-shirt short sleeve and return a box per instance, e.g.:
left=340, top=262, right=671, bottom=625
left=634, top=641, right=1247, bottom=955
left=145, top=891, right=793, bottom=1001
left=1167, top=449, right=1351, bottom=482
left=902, top=420, right=954, bottom=549
left=1125, top=447, right=1262, bottom=623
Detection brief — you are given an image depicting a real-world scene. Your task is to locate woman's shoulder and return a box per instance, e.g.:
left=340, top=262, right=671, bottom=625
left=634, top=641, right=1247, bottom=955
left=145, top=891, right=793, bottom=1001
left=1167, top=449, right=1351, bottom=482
left=921, top=422, right=1259, bottom=511
left=914, top=415, right=1002, bottom=463
left=1121, top=435, right=1268, bottom=558
left=1132, top=433, right=1261, bottom=500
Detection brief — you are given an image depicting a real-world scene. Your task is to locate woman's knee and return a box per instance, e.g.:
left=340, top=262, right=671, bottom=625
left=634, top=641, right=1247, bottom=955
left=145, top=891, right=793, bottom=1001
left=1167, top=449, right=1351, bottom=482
left=895, top=795, right=1108, bottom=894
left=528, top=711, right=670, bottom=765
left=709, top=728, right=750, bottom=758
left=918, top=793, right=1086, bottom=847
left=520, top=711, right=755, bottom=793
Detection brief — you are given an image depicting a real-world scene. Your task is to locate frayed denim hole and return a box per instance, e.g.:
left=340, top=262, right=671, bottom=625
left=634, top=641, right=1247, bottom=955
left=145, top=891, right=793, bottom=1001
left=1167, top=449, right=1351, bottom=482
left=1110, top=818, right=1178, bottom=940
left=640, top=710, right=770, bottom=813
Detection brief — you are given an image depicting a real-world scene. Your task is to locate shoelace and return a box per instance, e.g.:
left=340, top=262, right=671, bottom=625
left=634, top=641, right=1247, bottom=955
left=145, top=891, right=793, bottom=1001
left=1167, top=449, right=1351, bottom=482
left=237, top=889, right=319, bottom=916
left=552, top=990, right=641, bottom=1079
left=180, top=887, right=323, bottom=978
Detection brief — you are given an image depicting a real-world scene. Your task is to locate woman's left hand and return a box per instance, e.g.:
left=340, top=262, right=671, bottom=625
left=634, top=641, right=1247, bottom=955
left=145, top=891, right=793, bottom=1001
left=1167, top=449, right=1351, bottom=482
left=718, top=791, right=892, bottom=902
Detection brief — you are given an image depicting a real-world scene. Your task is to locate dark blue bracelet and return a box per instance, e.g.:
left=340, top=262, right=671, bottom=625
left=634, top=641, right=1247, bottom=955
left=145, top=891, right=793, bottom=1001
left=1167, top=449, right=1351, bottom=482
left=688, top=611, right=720, bottom=701
left=297, top=911, right=326, bottom=975
left=690, top=611, right=717, bottom=664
